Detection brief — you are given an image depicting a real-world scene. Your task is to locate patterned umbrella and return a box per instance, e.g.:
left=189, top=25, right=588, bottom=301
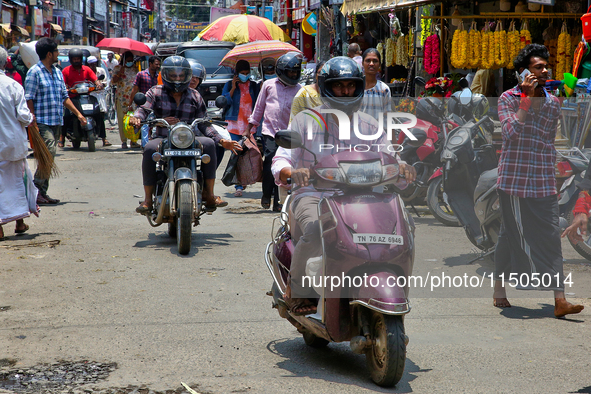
left=219, top=40, right=301, bottom=68
left=197, top=15, right=291, bottom=45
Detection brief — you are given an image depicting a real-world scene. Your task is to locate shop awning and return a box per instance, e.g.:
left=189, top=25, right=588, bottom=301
left=6, top=0, right=26, bottom=6
left=11, top=24, right=29, bottom=36
left=341, top=0, right=439, bottom=15
left=0, top=23, right=11, bottom=36
left=49, top=23, right=62, bottom=33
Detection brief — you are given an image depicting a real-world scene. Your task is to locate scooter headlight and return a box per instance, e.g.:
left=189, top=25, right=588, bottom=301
left=170, top=124, right=194, bottom=149
left=75, top=86, right=90, bottom=94
left=339, top=160, right=382, bottom=185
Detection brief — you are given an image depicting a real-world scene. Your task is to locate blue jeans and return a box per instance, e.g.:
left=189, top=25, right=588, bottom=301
left=230, top=133, right=243, bottom=191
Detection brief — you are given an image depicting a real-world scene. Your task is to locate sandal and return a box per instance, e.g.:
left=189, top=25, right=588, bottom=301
left=135, top=202, right=152, bottom=215
left=58, top=141, right=64, bottom=148
left=103, top=140, right=112, bottom=147
left=234, top=189, right=243, bottom=197
left=214, top=195, right=228, bottom=207
left=15, top=224, right=29, bottom=234
left=261, top=197, right=271, bottom=210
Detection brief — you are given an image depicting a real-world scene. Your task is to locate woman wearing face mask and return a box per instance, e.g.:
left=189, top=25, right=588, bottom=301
left=221, top=60, right=260, bottom=197
left=111, top=51, right=140, bottom=149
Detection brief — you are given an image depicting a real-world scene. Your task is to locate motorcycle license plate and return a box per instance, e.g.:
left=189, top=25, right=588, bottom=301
left=164, top=150, right=200, bottom=157
left=81, top=104, right=94, bottom=111
left=353, top=234, right=404, bottom=245
left=208, top=100, right=216, bottom=108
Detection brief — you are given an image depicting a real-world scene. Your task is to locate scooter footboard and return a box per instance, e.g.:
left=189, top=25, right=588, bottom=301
left=348, top=271, right=410, bottom=315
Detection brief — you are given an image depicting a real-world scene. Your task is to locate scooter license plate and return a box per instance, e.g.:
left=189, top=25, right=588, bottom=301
left=164, top=150, right=200, bottom=157
left=353, top=234, right=404, bottom=245
left=81, top=104, right=94, bottom=111
left=208, top=100, right=216, bottom=108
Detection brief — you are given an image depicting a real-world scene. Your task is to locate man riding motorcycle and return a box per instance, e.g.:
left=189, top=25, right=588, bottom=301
left=130, top=56, right=241, bottom=213
left=61, top=48, right=101, bottom=148
left=271, top=57, right=416, bottom=315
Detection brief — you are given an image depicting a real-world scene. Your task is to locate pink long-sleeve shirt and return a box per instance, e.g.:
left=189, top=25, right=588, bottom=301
left=248, top=78, right=302, bottom=138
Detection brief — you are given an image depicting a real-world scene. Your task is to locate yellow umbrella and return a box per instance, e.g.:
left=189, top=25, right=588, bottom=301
left=197, top=15, right=291, bottom=45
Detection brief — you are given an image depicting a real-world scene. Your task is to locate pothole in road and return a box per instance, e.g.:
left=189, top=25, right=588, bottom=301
left=0, top=360, right=208, bottom=393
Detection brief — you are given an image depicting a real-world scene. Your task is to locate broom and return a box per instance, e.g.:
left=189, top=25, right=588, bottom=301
left=28, top=124, right=60, bottom=179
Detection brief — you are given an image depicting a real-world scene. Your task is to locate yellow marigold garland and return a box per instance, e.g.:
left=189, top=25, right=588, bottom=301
left=494, top=24, right=508, bottom=69
left=506, top=22, right=520, bottom=70
left=557, top=25, right=570, bottom=80
left=481, top=29, right=495, bottom=69
left=468, top=24, right=481, bottom=69
left=408, top=30, right=414, bottom=59
left=451, top=24, right=468, bottom=69
left=396, top=35, right=408, bottom=67
left=386, top=38, right=396, bottom=67
left=376, top=42, right=384, bottom=63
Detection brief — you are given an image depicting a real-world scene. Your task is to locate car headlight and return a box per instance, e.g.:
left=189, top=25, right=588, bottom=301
left=170, top=124, right=194, bottom=149
left=339, top=160, right=382, bottom=185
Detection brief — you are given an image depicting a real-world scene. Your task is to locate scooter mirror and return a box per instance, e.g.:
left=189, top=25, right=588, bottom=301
left=98, top=74, right=105, bottom=80
left=275, top=130, right=303, bottom=149
left=458, top=77, right=469, bottom=89
left=459, top=88, right=472, bottom=105
left=215, top=95, right=228, bottom=109
left=134, top=93, right=147, bottom=106
left=414, top=76, right=426, bottom=87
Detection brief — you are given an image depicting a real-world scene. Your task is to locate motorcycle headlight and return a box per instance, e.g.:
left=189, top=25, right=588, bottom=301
left=339, top=160, right=382, bottom=185
left=170, top=124, right=194, bottom=149
left=75, top=86, right=89, bottom=94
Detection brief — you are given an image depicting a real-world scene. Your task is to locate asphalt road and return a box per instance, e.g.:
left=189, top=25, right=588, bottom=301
left=1, top=133, right=590, bottom=394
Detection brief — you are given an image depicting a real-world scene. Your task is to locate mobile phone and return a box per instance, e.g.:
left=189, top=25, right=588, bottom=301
left=518, top=68, right=538, bottom=88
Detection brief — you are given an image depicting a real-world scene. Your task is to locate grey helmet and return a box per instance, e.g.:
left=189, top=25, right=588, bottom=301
left=317, top=56, right=365, bottom=112
left=187, top=59, right=207, bottom=88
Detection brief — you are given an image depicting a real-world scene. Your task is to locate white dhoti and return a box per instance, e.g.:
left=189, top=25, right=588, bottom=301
left=0, top=159, right=39, bottom=224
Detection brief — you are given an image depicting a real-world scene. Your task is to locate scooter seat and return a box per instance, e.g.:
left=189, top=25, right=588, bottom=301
left=474, top=168, right=498, bottom=201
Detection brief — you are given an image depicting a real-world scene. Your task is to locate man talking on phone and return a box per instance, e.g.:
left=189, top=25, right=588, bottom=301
left=493, top=44, right=584, bottom=318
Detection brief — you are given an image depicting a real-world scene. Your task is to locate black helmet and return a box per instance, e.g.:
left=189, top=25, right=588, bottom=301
left=260, top=57, right=276, bottom=73
left=187, top=59, right=206, bottom=87
left=68, top=48, right=83, bottom=63
left=161, top=56, right=192, bottom=93
left=415, top=97, right=443, bottom=124
left=276, top=52, right=302, bottom=86
left=317, top=56, right=365, bottom=112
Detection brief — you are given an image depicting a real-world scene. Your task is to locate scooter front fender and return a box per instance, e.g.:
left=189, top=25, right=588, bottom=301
left=428, top=167, right=442, bottom=183
left=349, top=271, right=410, bottom=315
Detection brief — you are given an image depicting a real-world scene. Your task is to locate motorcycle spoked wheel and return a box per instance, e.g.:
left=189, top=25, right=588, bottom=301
left=426, top=177, right=460, bottom=227
left=365, top=312, right=406, bottom=388
left=176, top=180, right=193, bottom=255
left=566, top=211, right=591, bottom=261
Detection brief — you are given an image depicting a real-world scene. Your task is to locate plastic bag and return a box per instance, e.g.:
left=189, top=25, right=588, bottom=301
left=123, top=111, right=140, bottom=141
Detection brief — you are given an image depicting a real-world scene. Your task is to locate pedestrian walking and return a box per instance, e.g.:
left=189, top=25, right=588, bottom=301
left=493, top=44, right=584, bottom=318
left=4, top=56, right=22, bottom=86
left=348, top=43, right=363, bottom=67
left=127, top=56, right=160, bottom=105
left=222, top=60, right=260, bottom=196
left=360, top=48, right=391, bottom=122
left=24, top=38, right=88, bottom=205
left=111, top=51, right=140, bottom=149
left=105, top=52, right=118, bottom=74
left=248, top=52, right=302, bottom=211
left=0, top=47, right=37, bottom=241
left=289, top=61, right=324, bottom=123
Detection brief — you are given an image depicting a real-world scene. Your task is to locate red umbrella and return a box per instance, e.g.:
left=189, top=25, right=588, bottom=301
left=96, top=37, right=153, bottom=57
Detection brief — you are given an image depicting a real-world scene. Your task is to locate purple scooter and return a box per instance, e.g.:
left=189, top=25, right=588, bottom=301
left=265, top=130, right=416, bottom=387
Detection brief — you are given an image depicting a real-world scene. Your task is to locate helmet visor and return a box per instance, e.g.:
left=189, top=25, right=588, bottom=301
left=162, top=65, right=192, bottom=85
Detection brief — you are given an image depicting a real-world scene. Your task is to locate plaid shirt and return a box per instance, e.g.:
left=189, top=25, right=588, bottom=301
left=134, top=85, right=220, bottom=143
left=133, top=69, right=159, bottom=94
left=272, top=104, right=392, bottom=202
left=497, top=86, right=560, bottom=198
left=360, top=80, right=391, bottom=122
left=24, top=61, right=68, bottom=126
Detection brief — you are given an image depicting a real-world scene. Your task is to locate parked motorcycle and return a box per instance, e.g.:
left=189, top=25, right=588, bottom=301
left=439, top=87, right=498, bottom=255
left=266, top=130, right=415, bottom=387
left=557, top=148, right=591, bottom=260
left=133, top=93, right=228, bottom=255
left=64, top=75, right=105, bottom=152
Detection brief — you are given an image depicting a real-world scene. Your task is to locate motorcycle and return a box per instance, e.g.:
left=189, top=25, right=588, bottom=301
left=133, top=93, right=228, bottom=255
left=64, top=75, right=105, bottom=152
left=557, top=148, right=591, bottom=260
left=439, top=87, right=498, bottom=257
left=266, top=130, right=415, bottom=387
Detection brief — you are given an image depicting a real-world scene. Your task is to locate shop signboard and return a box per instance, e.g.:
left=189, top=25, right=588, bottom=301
left=246, top=6, right=273, bottom=22
left=276, top=0, right=287, bottom=25
left=2, top=10, right=10, bottom=24
left=210, top=7, right=240, bottom=23
left=167, top=21, right=209, bottom=31
left=35, top=8, right=44, bottom=36
left=53, top=9, right=73, bottom=31
left=72, top=11, right=83, bottom=36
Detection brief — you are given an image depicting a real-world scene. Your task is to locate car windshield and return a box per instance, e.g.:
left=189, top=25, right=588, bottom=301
left=181, top=48, right=233, bottom=75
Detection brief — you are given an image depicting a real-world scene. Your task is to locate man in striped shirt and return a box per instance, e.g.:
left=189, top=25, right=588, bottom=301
left=494, top=44, right=583, bottom=318
left=25, top=38, right=87, bottom=205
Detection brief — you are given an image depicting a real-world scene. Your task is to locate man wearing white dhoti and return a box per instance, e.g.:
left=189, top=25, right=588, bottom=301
left=0, top=47, right=37, bottom=241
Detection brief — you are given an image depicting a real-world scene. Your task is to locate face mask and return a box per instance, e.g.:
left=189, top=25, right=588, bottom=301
left=264, top=74, right=277, bottom=80
left=126, top=62, right=134, bottom=67
left=238, top=73, right=250, bottom=83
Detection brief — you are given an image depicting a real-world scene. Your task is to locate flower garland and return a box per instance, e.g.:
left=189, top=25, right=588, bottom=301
left=386, top=38, right=396, bottom=67
left=493, top=22, right=508, bottom=69
left=451, top=24, right=468, bottom=69
left=481, top=28, right=495, bottom=69
left=420, top=5, right=433, bottom=46
left=520, top=21, right=532, bottom=51
left=468, top=22, right=481, bottom=69
left=557, top=24, right=571, bottom=80
left=506, top=22, right=520, bottom=70
left=408, top=30, right=414, bottom=59
left=424, top=33, right=440, bottom=74
left=376, top=42, right=384, bottom=63
left=396, top=35, right=408, bottom=67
